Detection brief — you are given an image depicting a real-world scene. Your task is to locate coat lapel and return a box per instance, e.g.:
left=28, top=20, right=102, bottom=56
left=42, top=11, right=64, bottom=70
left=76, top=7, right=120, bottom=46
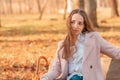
left=57, top=58, right=69, bottom=79
left=61, top=59, right=69, bottom=77
left=82, top=33, right=95, bottom=63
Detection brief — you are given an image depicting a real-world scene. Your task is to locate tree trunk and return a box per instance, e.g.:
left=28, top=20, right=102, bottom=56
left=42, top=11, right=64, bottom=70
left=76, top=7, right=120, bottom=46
left=0, top=18, right=1, bottom=27
left=18, top=1, right=22, bottom=14
left=110, top=0, right=119, bottom=17
left=78, top=0, right=84, bottom=10
left=0, top=0, right=5, bottom=14
left=63, top=0, right=67, bottom=19
left=9, top=0, right=13, bottom=14
left=85, top=0, right=98, bottom=27
left=56, top=0, right=59, bottom=13
left=36, top=0, right=47, bottom=20
left=26, top=0, right=32, bottom=13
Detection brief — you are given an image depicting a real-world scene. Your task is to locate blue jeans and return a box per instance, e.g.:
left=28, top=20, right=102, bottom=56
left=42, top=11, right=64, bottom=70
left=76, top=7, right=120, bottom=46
left=69, top=74, right=83, bottom=80
left=55, top=74, right=83, bottom=80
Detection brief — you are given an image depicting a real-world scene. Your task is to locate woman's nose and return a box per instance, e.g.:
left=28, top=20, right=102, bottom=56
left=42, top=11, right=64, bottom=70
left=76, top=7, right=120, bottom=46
left=73, top=23, right=79, bottom=28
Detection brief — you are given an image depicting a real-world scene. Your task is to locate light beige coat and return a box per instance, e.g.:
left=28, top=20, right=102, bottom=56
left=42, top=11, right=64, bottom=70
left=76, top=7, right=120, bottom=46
left=40, top=32, right=120, bottom=80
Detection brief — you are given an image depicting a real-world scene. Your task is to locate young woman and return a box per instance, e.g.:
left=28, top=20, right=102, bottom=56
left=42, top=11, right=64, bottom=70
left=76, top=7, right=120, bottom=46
left=40, top=9, right=120, bottom=80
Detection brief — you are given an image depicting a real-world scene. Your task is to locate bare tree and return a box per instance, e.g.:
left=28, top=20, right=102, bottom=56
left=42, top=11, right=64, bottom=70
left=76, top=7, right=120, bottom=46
left=9, top=0, right=13, bottom=14
left=0, top=0, right=2, bottom=27
left=18, top=0, right=22, bottom=14
left=0, top=19, right=1, bottom=27
left=79, top=0, right=84, bottom=9
left=110, top=0, right=119, bottom=17
left=85, top=0, right=98, bottom=27
left=36, top=0, right=48, bottom=20
left=25, top=0, right=33, bottom=13
left=56, top=0, right=59, bottom=13
left=0, top=0, right=5, bottom=14
left=0, top=12, right=1, bottom=27
left=63, top=0, right=67, bottom=19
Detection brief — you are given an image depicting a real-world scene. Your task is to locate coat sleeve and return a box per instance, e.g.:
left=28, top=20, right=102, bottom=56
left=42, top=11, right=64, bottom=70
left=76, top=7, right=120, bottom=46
left=96, top=33, right=120, bottom=59
left=40, top=41, right=63, bottom=80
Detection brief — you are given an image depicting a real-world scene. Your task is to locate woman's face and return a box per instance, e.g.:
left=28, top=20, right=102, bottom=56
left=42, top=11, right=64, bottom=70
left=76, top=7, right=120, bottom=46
left=71, top=13, right=84, bottom=36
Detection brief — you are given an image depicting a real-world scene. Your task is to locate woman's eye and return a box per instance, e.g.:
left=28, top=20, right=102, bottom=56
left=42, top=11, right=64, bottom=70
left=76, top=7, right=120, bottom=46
left=78, top=22, right=83, bottom=25
left=70, top=21, right=74, bottom=24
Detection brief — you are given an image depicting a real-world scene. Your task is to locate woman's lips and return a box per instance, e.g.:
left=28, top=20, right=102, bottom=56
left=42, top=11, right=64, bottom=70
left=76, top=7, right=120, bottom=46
left=73, top=30, right=79, bottom=32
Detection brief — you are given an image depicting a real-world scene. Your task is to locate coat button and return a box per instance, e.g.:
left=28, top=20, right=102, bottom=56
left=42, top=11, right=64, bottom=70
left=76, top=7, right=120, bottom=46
left=90, top=65, right=92, bottom=69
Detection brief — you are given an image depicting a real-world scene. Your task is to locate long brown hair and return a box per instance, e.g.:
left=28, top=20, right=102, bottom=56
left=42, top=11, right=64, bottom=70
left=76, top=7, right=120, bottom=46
left=62, top=9, right=95, bottom=60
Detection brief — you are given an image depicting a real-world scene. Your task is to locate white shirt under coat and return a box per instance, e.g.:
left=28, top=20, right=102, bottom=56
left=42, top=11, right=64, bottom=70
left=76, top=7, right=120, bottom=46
left=68, top=33, right=85, bottom=76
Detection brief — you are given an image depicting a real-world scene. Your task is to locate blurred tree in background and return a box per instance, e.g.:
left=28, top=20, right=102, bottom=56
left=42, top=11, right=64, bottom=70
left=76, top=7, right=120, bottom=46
left=0, top=19, right=1, bottom=27
left=110, top=0, right=119, bottom=17
left=36, top=0, right=48, bottom=20
left=84, top=0, right=98, bottom=27
left=9, top=0, right=13, bottom=14
left=0, top=0, right=120, bottom=20
left=63, top=0, right=67, bottom=19
left=78, top=0, right=98, bottom=27
left=78, top=0, right=84, bottom=10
